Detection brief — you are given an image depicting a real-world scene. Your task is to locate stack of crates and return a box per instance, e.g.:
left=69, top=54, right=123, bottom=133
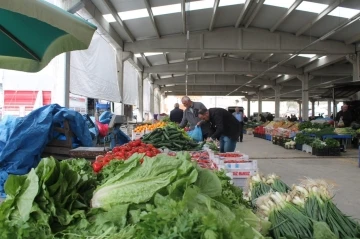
left=206, top=150, right=258, bottom=190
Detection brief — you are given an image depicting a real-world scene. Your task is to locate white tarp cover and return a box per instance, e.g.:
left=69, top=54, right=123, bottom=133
left=143, top=79, right=151, bottom=112
left=70, top=33, right=121, bottom=102
left=123, top=61, right=138, bottom=105
left=154, top=87, right=160, bottom=114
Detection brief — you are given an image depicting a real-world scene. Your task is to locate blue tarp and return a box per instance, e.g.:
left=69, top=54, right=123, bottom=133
left=0, top=104, right=93, bottom=197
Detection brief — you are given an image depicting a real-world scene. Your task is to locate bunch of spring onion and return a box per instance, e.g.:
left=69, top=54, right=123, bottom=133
left=256, top=192, right=313, bottom=239
left=266, top=174, right=291, bottom=193
left=291, top=179, right=360, bottom=238
left=248, top=174, right=272, bottom=202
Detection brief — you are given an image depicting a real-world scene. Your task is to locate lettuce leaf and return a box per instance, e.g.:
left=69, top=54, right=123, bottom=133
left=91, top=155, right=183, bottom=208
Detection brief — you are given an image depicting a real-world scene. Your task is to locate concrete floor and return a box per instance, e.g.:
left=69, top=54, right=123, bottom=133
left=237, top=135, right=360, bottom=220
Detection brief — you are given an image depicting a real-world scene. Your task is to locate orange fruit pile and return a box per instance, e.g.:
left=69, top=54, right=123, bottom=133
left=134, top=121, right=167, bottom=133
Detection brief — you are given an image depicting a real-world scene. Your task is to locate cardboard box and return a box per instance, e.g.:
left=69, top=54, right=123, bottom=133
left=132, top=130, right=144, bottom=140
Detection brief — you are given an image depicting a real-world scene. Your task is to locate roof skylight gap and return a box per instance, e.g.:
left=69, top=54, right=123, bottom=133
left=296, top=1, right=328, bottom=14
left=328, top=6, right=360, bottom=18
left=264, top=0, right=296, bottom=8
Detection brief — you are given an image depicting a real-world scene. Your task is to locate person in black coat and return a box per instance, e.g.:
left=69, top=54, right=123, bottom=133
left=198, top=108, right=240, bottom=153
left=169, top=103, right=183, bottom=124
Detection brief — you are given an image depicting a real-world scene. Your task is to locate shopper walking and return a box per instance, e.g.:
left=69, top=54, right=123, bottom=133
left=179, top=96, right=211, bottom=140
left=198, top=108, right=240, bottom=153
left=169, top=103, right=183, bottom=124
left=232, top=107, right=244, bottom=142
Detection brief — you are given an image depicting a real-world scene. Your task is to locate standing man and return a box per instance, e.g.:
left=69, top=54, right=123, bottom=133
left=335, top=104, right=352, bottom=127
left=169, top=103, right=183, bottom=124
left=179, top=96, right=210, bottom=139
left=198, top=108, right=240, bottom=153
left=232, top=107, right=244, bottom=142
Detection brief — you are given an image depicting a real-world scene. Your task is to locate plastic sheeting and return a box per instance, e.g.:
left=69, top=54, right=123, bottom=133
left=123, top=61, right=138, bottom=105
left=0, top=104, right=93, bottom=197
left=70, top=32, right=121, bottom=102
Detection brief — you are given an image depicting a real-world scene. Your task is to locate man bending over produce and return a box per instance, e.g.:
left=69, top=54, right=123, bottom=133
left=179, top=96, right=211, bottom=140
left=198, top=108, right=240, bottom=153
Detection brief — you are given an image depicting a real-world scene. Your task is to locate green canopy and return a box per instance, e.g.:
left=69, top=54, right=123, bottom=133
left=0, top=0, right=97, bottom=72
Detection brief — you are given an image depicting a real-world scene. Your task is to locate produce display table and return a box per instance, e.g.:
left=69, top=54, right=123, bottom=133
left=69, top=147, right=110, bottom=161
left=322, top=134, right=352, bottom=150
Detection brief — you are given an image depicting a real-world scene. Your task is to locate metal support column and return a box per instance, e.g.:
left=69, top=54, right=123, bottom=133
left=137, top=71, right=144, bottom=121
left=116, top=50, right=124, bottom=114
left=258, top=91, right=262, bottom=121
left=246, top=96, right=251, bottom=118
left=298, top=74, right=310, bottom=121
left=311, top=100, right=315, bottom=117
left=273, top=86, right=281, bottom=118
left=150, top=82, right=155, bottom=116
left=297, top=101, right=302, bottom=118
left=64, top=53, right=70, bottom=108
left=327, top=99, right=332, bottom=118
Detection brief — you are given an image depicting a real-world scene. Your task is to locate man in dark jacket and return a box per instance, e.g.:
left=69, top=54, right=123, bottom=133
left=335, top=104, right=352, bottom=127
left=169, top=103, right=183, bottom=124
left=198, top=108, right=240, bottom=153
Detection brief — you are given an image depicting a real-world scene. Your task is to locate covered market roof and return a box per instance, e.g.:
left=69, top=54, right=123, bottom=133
left=321, top=81, right=360, bottom=99
left=77, top=0, right=360, bottom=100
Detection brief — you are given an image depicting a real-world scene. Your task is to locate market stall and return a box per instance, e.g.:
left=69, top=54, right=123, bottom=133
left=0, top=130, right=359, bottom=239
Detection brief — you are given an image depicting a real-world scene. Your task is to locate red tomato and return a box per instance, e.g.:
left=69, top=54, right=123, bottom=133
left=134, top=140, right=141, bottom=146
left=138, top=148, right=146, bottom=153
left=141, top=143, right=146, bottom=147
left=92, top=162, right=103, bottom=172
left=145, top=151, right=153, bottom=157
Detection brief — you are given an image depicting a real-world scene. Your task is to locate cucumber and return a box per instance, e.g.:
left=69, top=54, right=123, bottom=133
left=149, top=131, right=161, bottom=140
left=169, top=133, right=182, bottom=139
left=172, top=139, right=186, bottom=145
left=163, top=131, right=170, bottom=140
left=157, top=142, right=172, bottom=147
left=173, top=142, right=183, bottom=149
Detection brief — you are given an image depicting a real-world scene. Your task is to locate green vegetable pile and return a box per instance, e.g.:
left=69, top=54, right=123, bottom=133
left=142, top=125, right=201, bottom=151
left=248, top=173, right=290, bottom=203
left=205, top=141, right=219, bottom=151
left=0, top=158, right=97, bottom=239
left=0, top=153, right=269, bottom=239
left=252, top=175, right=360, bottom=239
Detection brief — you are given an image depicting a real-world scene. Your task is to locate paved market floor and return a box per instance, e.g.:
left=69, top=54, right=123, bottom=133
left=237, top=135, right=360, bottom=221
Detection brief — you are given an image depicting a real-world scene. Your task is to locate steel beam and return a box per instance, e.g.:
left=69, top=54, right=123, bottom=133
left=81, top=0, right=123, bottom=49
left=122, top=52, right=144, bottom=72
left=235, top=0, right=253, bottom=28
left=144, top=57, right=302, bottom=75
left=296, top=55, right=320, bottom=68
left=345, top=33, right=360, bottom=45
left=296, top=0, right=345, bottom=36
left=245, top=0, right=265, bottom=28
left=181, top=0, right=186, bottom=34
left=124, top=27, right=355, bottom=54
left=161, top=85, right=257, bottom=93
left=304, top=55, right=346, bottom=72
left=140, top=53, right=152, bottom=67
left=143, top=0, right=160, bottom=38
left=270, top=0, right=303, bottom=32
left=244, top=53, right=252, bottom=60
left=101, top=0, right=135, bottom=42
left=163, top=53, right=169, bottom=64
left=275, top=74, right=298, bottom=84
left=166, top=91, right=248, bottom=96
left=310, top=64, right=352, bottom=76
left=209, top=0, right=220, bottom=31
left=261, top=53, right=274, bottom=63
left=154, top=74, right=272, bottom=86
